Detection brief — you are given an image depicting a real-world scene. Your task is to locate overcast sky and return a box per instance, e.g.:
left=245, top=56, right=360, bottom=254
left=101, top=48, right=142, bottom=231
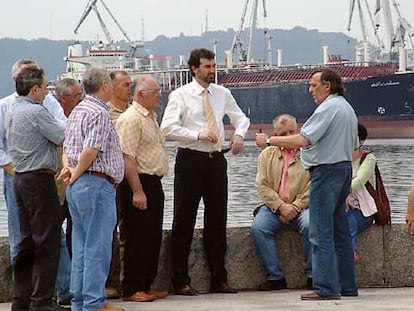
left=1, top=0, right=413, bottom=45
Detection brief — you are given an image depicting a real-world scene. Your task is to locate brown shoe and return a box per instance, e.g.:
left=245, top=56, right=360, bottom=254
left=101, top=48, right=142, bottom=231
left=210, top=282, right=238, bottom=294
left=301, top=291, right=340, bottom=300
left=105, top=287, right=119, bottom=299
left=96, top=303, right=125, bottom=311
left=174, top=284, right=199, bottom=296
left=58, top=295, right=72, bottom=306
left=122, top=291, right=157, bottom=302
left=147, top=290, right=169, bottom=299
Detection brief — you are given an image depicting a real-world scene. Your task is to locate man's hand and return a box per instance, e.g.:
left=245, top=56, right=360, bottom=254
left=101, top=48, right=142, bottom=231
left=230, top=134, right=244, bottom=154
left=57, top=167, right=72, bottom=184
left=132, top=190, right=147, bottom=210
left=2, top=163, right=15, bottom=176
left=278, top=203, right=299, bottom=223
left=198, top=130, right=219, bottom=143
left=256, top=133, right=269, bottom=148
left=407, top=212, right=414, bottom=235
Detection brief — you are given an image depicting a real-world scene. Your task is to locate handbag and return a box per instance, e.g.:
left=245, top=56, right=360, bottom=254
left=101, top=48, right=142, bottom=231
left=360, top=152, right=391, bottom=226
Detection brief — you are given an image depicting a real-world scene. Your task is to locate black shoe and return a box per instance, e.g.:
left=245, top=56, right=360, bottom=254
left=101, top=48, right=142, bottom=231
left=306, top=278, right=313, bottom=290
left=258, top=278, right=287, bottom=291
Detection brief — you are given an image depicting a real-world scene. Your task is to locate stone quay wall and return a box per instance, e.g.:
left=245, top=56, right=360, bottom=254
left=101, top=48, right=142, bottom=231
left=1, top=224, right=414, bottom=302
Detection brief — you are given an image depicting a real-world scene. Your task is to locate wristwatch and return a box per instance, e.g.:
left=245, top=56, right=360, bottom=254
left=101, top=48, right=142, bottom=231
left=266, top=137, right=271, bottom=146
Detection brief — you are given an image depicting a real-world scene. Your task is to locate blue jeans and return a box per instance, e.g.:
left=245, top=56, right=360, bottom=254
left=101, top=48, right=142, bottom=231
left=56, top=229, right=71, bottom=301
left=3, top=171, right=20, bottom=265
left=309, top=162, right=357, bottom=297
left=251, top=205, right=312, bottom=280
left=67, top=174, right=116, bottom=311
left=346, top=208, right=374, bottom=251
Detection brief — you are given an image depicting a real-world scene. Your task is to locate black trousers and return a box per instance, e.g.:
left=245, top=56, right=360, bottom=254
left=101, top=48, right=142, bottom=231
left=120, top=174, right=164, bottom=296
left=12, top=172, right=61, bottom=310
left=171, top=149, right=228, bottom=287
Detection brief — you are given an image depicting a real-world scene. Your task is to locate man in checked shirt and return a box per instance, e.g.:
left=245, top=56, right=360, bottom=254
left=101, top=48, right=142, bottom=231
left=115, top=75, right=169, bottom=303
left=60, top=67, right=125, bottom=311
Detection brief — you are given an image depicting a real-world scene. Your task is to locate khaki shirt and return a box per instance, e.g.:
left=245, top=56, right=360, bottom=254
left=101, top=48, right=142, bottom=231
left=256, top=146, right=310, bottom=213
left=115, top=102, right=168, bottom=177
left=107, top=101, right=128, bottom=124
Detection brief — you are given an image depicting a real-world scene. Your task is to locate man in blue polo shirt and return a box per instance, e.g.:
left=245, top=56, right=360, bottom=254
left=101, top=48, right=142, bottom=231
left=256, top=69, right=358, bottom=300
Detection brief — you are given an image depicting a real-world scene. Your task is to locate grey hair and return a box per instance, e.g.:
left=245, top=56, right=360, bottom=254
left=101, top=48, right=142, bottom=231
left=131, top=75, right=154, bottom=97
left=11, top=59, right=37, bottom=79
left=272, top=114, right=297, bottom=130
left=55, top=78, right=81, bottom=99
left=82, top=67, right=110, bottom=94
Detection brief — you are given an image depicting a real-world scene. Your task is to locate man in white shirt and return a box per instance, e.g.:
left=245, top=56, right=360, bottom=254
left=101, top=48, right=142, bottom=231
left=161, top=48, right=250, bottom=295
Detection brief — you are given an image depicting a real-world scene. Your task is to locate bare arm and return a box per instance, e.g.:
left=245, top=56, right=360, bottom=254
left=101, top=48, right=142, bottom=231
left=256, top=133, right=310, bottom=149
left=407, top=181, right=414, bottom=234
left=68, top=148, right=99, bottom=184
left=123, top=154, right=147, bottom=210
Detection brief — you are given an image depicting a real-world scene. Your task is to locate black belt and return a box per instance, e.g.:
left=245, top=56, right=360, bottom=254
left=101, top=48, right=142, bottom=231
left=86, top=171, right=117, bottom=187
left=178, top=147, right=230, bottom=158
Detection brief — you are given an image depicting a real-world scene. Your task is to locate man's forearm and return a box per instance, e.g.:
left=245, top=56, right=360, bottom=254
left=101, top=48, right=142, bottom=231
left=124, top=155, right=143, bottom=194
left=73, top=148, right=99, bottom=179
left=269, top=134, right=309, bottom=149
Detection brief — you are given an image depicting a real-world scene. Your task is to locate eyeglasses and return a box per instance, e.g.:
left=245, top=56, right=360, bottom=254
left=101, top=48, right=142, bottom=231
left=142, top=89, right=162, bottom=94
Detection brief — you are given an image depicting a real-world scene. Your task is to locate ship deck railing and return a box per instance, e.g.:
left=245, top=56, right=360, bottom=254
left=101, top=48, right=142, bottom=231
left=218, top=61, right=399, bottom=87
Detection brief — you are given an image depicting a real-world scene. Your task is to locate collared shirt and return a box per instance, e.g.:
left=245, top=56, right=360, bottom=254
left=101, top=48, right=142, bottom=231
left=160, top=80, right=250, bottom=152
left=107, top=101, right=129, bottom=124
left=300, top=94, right=358, bottom=170
left=64, top=95, right=124, bottom=184
left=5, top=96, right=65, bottom=173
left=116, top=101, right=168, bottom=177
left=256, top=146, right=310, bottom=213
left=0, top=92, right=66, bottom=166
left=279, top=148, right=297, bottom=203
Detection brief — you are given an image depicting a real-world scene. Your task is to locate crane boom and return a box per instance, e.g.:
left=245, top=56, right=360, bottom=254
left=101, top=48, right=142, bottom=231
left=92, top=3, right=114, bottom=44
left=230, top=0, right=249, bottom=62
left=74, top=0, right=96, bottom=35
left=99, top=0, right=132, bottom=43
left=347, top=0, right=356, bottom=32
left=357, top=0, right=368, bottom=42
left=230, top=0, right=267, bottom=64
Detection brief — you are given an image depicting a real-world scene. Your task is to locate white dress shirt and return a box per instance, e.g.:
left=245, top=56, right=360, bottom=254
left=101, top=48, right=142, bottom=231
left=160, top=80, right=250, bottom=152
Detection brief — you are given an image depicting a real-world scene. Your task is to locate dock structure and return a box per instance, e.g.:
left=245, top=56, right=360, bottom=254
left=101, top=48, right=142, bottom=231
left=0, top=224, right=414, bottom=304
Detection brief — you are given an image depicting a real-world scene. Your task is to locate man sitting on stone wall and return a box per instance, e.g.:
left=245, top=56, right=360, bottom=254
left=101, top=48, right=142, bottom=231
left=251, top=114, right=312, bottom=290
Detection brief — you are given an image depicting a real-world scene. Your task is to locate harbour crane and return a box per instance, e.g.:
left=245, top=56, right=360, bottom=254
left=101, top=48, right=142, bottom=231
left=347, top=0, right=385, bottom=59
left=230, top=0, right=267, bottom=64
left=74, top=0, right=143, bottom=56
left=390, top=0, right=414, bottom=50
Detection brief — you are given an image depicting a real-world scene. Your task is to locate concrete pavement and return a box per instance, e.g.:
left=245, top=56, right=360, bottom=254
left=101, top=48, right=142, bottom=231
left=0, top=288, right=413, bottom=311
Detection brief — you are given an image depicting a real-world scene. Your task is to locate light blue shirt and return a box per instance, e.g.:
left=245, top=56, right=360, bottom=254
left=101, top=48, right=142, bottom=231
left=300, top=94, right=358, bottom=170
left=0, top=92, right=66, bottom=166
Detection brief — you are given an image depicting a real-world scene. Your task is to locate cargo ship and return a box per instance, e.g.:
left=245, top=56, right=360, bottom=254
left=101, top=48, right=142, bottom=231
left=62, top=0, right=414, bottom=138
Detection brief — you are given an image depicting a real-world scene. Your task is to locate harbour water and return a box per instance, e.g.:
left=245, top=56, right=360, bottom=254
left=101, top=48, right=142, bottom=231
left=0, top=139, right=412, bottom=236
